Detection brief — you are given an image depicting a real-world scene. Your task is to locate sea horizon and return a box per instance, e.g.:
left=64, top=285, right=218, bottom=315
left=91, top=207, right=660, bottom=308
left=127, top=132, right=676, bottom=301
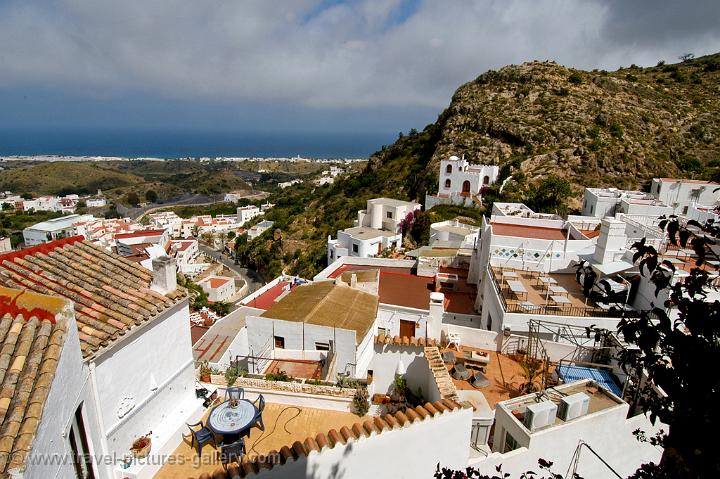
left=0, top=127, right=395, bottom=159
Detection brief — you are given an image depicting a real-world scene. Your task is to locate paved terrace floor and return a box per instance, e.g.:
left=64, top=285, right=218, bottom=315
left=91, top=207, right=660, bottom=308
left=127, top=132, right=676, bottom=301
left=155, top=402, right=368, bottom=479
left=265, top=359, right=322, bottom=380
left=441, top=345, right=552, bottom=408
left=493, top=268, right=592, bottom=312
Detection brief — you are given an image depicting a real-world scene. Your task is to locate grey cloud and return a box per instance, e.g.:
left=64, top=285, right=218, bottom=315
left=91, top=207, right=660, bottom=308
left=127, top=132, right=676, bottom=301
left=0, top=0, right=718, bottom=114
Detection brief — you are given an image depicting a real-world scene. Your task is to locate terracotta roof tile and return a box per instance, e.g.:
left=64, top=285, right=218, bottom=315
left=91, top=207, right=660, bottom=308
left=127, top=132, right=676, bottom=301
left=0, top=237, right=187, bottom=359
left=375, top=334, right=438, bottom=348
left=0, top=287, right=71, bottom=476
left=187, top=399, right=469, bottom=478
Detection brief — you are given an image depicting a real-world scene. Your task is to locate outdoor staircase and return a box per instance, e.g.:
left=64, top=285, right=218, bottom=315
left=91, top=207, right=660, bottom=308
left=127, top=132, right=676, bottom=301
left=424, top=346, right=459, bottom=401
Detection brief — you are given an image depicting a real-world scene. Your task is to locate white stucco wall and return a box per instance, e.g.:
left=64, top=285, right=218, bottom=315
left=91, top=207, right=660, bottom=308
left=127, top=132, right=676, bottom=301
left=24, top=317, right=105, bottom=479
left=92, top=300, right=195, bottom=462
left=375, top=304, right=428, bottom=340
left=252, top=405, right=473, bottom=479
left=652, top=178, right=719, bottom=214
left=366, top=345, right=429, bottom=398
left=479, top=395, right=663, bottom=478
left=246, top=316, right=359, bottom=377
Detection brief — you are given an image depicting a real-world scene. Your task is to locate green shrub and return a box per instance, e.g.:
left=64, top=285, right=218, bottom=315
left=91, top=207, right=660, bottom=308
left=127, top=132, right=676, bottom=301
left=266, top=370, right=292, bottom=382
left=352, top=387, right=369, bottom=416
left=568, top=72, right=582, bottom=85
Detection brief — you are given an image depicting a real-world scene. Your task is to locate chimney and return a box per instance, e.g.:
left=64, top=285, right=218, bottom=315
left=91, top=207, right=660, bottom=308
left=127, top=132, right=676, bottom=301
left=350, top=274, right=357, bottom=289
left=151, top=255, right=177, bottom=295
left=593, top=218, right=627, bottom=264
left=427, top=292, right=445, bottom=340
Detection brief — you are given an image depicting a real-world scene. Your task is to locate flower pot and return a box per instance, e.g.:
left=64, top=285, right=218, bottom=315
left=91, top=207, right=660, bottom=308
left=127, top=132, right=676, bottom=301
left=199, top=373, right=211, bottom=383
left=131, top=440, right=151, bottom=459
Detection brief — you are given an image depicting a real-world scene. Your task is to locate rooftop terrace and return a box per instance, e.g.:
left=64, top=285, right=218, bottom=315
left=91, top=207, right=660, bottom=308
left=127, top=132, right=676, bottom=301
left=491, top=223, right=585, bottom=240
left=489, top=267, right=638, bottom=318
left=155, top=402, right=369, bottom=479
left=498, top=380, right=623, bottom=433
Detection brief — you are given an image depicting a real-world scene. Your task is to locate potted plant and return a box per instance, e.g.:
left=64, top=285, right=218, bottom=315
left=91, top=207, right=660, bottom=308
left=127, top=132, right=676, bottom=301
left=130, top=432, right=152, bottom=458
left=198, top=361, right=211, bottom=382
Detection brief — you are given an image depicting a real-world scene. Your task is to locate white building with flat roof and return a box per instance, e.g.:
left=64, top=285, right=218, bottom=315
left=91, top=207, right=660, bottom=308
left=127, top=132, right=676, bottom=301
left=582, top=187, right=671, bottom=218
left=237, top=205, right=262, bottom=224
left=22, top=214, right=95, bottom=246
left=425, top=155, right=499, bottom=209
left=198, top=275, right=236, bottom=302
left=248, top=220, right=275, bottom=239
left=471, top=379, right=663, bottom=478
left=327, top=198, right=420, bottom=264
left=650, top=177, right=720, bottom=214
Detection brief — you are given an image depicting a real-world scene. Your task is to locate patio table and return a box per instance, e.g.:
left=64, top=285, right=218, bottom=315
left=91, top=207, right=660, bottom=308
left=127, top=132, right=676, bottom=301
left=207, top=399, right=258, bottom=442
left=550, top=295, right=571, bottom=307
left=537, top=276, right=557, bottom=289
left=506, top=280, right=528, bottom=301
left=548, top=285, right=569, bottom=296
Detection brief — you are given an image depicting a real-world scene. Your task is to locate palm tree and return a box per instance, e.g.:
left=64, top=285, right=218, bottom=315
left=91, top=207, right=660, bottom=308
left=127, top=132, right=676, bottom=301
left=515, top=359, right=543, bottom=394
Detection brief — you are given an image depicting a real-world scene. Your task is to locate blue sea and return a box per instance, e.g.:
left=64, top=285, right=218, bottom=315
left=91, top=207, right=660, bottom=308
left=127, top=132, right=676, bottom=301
left=0, top=128, right=395, bottom=159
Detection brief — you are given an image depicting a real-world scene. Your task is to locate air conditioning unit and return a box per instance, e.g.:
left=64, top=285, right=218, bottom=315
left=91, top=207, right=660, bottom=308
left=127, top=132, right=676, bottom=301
left=558, top=392, right=590, bottom=421
left=523, top=401, right=557, bottom=431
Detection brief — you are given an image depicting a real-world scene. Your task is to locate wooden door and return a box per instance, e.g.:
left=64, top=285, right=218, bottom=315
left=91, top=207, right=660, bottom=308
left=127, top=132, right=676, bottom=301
left=399, top=320, right=415, bottom=338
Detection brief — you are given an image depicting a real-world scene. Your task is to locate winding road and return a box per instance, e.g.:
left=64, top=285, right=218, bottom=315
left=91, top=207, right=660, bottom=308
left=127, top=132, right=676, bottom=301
left=198, top=243, right=264, bottom=296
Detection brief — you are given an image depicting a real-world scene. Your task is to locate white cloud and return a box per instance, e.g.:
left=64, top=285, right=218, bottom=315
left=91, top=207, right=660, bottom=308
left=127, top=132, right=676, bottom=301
left=0, top=0, right=718, bottom=112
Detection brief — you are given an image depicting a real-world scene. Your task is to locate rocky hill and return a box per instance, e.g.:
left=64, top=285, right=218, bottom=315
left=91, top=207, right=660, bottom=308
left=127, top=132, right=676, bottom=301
left=368, top=52, right=720, bottom=209
left=251, top=53, right=720, bottom=278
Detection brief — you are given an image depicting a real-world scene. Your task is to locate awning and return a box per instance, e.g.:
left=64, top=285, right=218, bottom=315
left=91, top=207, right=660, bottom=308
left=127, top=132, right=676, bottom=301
left=591, top=260, right=636, bottom=276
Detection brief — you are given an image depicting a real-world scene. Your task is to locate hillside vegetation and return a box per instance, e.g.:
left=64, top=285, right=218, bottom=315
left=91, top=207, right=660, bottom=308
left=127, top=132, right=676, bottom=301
left=0, top=162, right=145, bottom=196
left=243, top=53, right=720, bottom=279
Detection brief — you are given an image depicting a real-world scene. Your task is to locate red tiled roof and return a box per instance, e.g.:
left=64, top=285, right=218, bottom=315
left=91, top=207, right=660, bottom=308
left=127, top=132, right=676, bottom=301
left=0, top=237, right=186, bottom=359
left=187, top=399, right=467, bottom=479
left=378, top=272, right=433, bottom=310
left=491, top=223, right=568, bottom=240
left=208, top=277, right=230, bottom=289
left=245, top=281, right=292, bottom=310
left=0, top=287, right=71, bottom=474
left=113, top=229, right=166, bottom=239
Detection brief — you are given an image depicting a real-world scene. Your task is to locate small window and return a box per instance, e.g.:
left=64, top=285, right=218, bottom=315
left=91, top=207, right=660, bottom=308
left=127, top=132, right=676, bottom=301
left=487, top=315, right=493, bottom=331
left=274, top=336, right=285, bottom=349
left=315, top=341, right=330, bottom=351
left=590, top=205, right=594, bottom=214
left=503, top=431, right=519, bottom=453
left=683, top=206, right=689, bottom=214
left=352, top=244, right=359, bottom=253
left=444, top=179, right=451, bottom=188
left=330, top=250, right=334, bottom=259
left=386, top=211, right=393, bottom=219
left=446, top=164, right=452, bottom=174
left=377, top=327, right=388, bottom=336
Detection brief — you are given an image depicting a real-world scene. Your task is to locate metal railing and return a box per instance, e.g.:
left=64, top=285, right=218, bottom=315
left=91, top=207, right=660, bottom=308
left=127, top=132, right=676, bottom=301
left=488, top=267, right=640, bottom=319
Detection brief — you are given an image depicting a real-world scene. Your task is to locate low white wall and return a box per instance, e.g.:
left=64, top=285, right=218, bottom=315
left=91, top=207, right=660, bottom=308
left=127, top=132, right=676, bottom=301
left=254, top=405, right=473, bottom=479
left=475, top=403, right=663, bottom=478
left=272, top=349, right=326, bottom=361
left=367, top=345, right=429, bottom=398
left=240, top=386, right=354, bottom=413
left=445, top=324, right=500, bottom=351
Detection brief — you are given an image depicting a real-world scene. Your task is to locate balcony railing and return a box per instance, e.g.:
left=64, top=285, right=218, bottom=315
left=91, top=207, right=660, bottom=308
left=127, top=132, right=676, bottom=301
left=487, top=267, right=640, bottom=319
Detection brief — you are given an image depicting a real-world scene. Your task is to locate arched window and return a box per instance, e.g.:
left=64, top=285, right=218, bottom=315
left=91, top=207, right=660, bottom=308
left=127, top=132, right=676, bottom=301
left=446, top=164, right=452, bottom=174
left=444, top=179, right=451, bottom=189
left=483, top=175, right=490, bottom=185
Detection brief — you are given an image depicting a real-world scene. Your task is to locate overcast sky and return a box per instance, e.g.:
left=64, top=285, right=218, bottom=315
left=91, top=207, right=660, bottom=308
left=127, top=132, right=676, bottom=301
left=1, top=0, right=718, bottom=134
